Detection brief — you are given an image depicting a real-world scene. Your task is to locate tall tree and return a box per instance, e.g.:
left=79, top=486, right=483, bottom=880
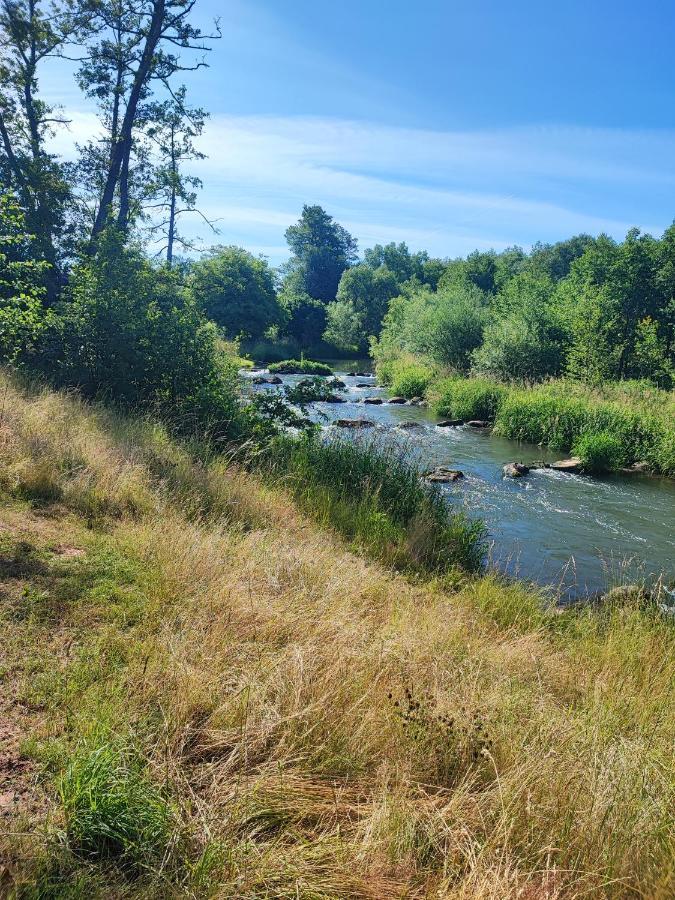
left=284, top=205, right=357, bottom=302
left=0, top=0, right=80, bottom=290
left=144, top=88, right=212, bottom=264
left=81, top=0, right=219, bottom=241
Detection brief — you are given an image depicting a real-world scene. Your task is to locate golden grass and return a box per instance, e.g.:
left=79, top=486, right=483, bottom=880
left=0, top=371, right=673, bottom=898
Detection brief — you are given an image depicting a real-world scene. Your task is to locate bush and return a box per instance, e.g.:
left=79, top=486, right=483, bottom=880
left=434, top=377, right=507, bottom=421
left=390, top=362, right=434, bottom=398
left=268, top=358, right=333, bottom=375
left=573, top=431, right=627, bottom=473
left=50, top=229, right=247, bottom=441
left=59, top=741, right=173, bottom=869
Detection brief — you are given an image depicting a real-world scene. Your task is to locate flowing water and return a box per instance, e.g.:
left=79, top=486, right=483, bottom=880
left=246, top=362, right=675, bottom=598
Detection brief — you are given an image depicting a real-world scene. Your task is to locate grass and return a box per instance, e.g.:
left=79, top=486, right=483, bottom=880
left=257, top=433, right=486, bottom=573
left=375, top=355, right=435, bottom=398
left=1, top=369, right=674, bottom=898
left=429, top=374, right=675, bottom=475
left=268, top=358, right=334, bottom=375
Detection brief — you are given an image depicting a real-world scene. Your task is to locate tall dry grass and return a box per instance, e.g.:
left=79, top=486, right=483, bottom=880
left=1, top=370, right=673, bottom=898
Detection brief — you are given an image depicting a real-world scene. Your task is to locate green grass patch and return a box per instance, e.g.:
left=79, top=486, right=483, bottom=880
left=433, top=376, right=507, bottom=422
left=258, top=433, right=486, bottom=573
left=267, top=359, right=333, bottom=375
left=58, top=740, right=173, bottom=870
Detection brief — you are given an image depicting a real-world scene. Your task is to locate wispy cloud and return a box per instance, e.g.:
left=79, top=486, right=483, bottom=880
left=50, top=112, right=674, bottom=263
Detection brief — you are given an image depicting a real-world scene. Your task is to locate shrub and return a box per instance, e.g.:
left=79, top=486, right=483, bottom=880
left=573, top=431, right=627, bottom=473
left=433, top=377, right=507, bottom=421
left=268, top=358, right=333, bottom=375
left=390, top=362, right=434, bottom=398
left=59, top=741, right=173, bottom=869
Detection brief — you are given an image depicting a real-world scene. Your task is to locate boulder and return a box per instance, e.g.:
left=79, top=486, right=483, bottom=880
left=267, top=375, right=283, bottom=385
left=330, top=379, right=346, bottom=388
left=363, top=397, right=383, bottom=405
left=356, top=372, right=372, bottom=377
left=335, top=418, right=375, bottom=429
left=549, top=458, right=582, bottom=473
left=397, top=421, right=422, bottom=430
left=323, top=395, right=346, bottom=403
left=426, top=466, right=464, bottom=483
left=356, top=382, right=374, bottom=387
left=467, top=420, right=489, bottom=428
left=251, top=376, right=269, bottom=384
left=388, top=396, right=407, bottom=404
left=503, top=462, right=530, bottom=478
left=436, top=419, right=463, bottom=427
left=346, top=372, right=357, bottom=377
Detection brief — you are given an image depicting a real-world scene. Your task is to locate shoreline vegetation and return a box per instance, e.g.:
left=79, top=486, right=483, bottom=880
left=372, top=353, right=675, bottom=477
left=2, top=372, right=674, bottom=897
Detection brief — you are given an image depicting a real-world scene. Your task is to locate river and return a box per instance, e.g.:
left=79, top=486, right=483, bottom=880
left=246, top=362, right=675, bottom=599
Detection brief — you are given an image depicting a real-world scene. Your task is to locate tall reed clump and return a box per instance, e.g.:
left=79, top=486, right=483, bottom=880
left=495, top=380, right=675, bottom=474
left=375, top=355, right=435, bottom=398
left=257, top=433, right=486, bottom=572
left=433, top=375, right=508, bottom=422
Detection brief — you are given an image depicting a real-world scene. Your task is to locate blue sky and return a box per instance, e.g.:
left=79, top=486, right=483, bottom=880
left=47, top=0, right=675, bottom=263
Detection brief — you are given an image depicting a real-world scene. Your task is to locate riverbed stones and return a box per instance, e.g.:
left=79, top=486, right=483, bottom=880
left=363, top=397, right=383, bottom=404
left=397, top=421, right=422, bottom=430
left=356, top=382, right=374, bottom=387
left=388, top=396, right=407, bottom=404
left=323, top=395, right=346, bottom=403
left=426, top=466, right=464, bottom=483
left=436, top=419, right=463, bottom=427
left=330, top=379, right=346, bottom=388
left=503, top=462, right=530, bottom=478
left=549, top=458, right=582, bottom=473
left=267, top=375, right=283, bottom=384
left=467, top=420, right=489, bottom=428
left=335, top=418, right=375, bottom=428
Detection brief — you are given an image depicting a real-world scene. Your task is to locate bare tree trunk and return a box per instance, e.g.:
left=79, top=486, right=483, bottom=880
left=166, top=123, right=176, bottom=266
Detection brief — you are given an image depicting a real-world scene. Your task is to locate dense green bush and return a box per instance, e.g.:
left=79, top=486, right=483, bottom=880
left=190, top=245, right=281, bottom=340
left=52, top=230, right=247, bottom=440
left=268, top=358, right=333, bottom=375
left=434, top=377, right=507, bottom=421
left=573, top=431, right=627, bottom=473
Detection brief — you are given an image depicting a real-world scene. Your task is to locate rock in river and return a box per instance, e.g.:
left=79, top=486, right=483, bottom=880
left=436, top=419, right=463, bottom=427
left=397, top=421, right=422, bottom=430
left=267, top=375, right=283, bottom=384
left=335, top=418, right=375, bottom=428
left=363, top=397, right=383, bottom=404
left=503, top=462, right=530, bottom=478
left=323, top=395, right=346, bottom=403
left=549, top=458, right=582, bottom=473
left=467, top=419, right=489, bottom=428
left=388, top=396, right=407, bottom=404
left=426, top=466, right=464, bottom=483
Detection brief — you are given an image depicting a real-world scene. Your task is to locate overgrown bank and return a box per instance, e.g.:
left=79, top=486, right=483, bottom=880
left=1, top=372, right=674, bottom=898
left=375, top=355, right=675, bottom=476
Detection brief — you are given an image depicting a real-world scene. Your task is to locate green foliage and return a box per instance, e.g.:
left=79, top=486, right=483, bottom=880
left=472, top=275, right=565, bottom=381
left=285, top=375, right=346, bottom=405
left=259, top=433, right=485, bottom=573
left=323, top=298, right=364, bottom=351
left=284, top=205, right=358, bottom=302
left=54, top=229, right=245, bottom=439
left=375, top=283, right=487, bottom=372
left=434, top=377, right=507, bottom=422
left=278, top=287, right=328, bottom=346
left=573, top=431, right=627, bottom=473
left=0, top=193, right=50, bottom=364
left=191, top=245, right=281, bottom=339
left=268, top=358, right=333, bottom=375
left=389, top=361, right=434, bottom=398
left=333, top=263, right=400, bottom=340
left=58, top=740, right=172, bottom=868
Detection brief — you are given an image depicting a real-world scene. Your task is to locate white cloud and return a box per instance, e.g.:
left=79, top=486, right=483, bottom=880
left=48, top=112, right=674, bottom=264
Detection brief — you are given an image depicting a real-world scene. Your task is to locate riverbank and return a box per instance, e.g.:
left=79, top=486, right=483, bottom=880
left=1, top=373, right=674, bottom=898
left=373, top=355, right=675, bottom=476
